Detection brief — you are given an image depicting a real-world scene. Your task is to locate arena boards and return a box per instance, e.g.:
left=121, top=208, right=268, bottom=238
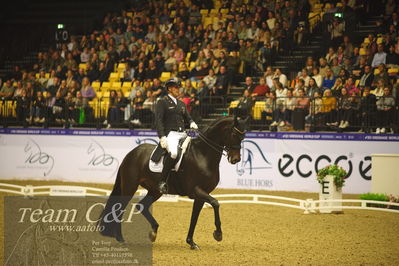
left=1, top=128, right=398, bottom=194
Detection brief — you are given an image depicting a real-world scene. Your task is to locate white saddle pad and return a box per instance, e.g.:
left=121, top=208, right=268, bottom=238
left=149, top=136, right=191, bottom=173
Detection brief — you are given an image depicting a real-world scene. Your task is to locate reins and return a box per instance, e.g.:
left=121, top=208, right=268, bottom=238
left=195, top=126, right=245, bottom=157
left=197, top=130, right=228, bottom=156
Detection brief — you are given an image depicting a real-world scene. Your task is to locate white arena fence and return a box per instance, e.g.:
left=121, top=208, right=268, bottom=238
left=0, top=183, right=398, bottom=214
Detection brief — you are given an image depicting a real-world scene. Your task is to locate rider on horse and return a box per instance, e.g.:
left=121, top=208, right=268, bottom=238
left=155, top=78, right=198, bottom=193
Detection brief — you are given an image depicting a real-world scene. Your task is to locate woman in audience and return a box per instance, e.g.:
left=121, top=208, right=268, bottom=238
left=376, top=87, right=395, bottom=134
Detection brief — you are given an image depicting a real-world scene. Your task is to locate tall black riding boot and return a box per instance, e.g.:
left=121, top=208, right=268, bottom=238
left=158, top=154, right=175, bottom=194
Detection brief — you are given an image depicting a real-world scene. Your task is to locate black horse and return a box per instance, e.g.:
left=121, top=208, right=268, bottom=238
left=99, top=116, right=248, bottom=249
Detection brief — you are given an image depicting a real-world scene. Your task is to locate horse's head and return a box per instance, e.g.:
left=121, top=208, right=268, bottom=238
left=225, top=116, right=249, bottom=164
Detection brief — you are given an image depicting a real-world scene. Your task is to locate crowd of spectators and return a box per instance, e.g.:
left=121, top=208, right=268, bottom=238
left=0, top=0, right=398, bottom=133
left=231, top=0, right=399, bottom=133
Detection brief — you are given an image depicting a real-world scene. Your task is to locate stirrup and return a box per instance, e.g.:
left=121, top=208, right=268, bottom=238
left=158, top=181, right=168, bottom=194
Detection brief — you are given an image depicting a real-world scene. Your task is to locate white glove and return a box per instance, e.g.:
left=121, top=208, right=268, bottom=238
left=190, top=122, right=198, bottom=130
left=160, top=136, right=168, bottom=149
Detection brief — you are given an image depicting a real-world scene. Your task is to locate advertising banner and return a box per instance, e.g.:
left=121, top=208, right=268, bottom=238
left=1, top=128, right=398, bottom=194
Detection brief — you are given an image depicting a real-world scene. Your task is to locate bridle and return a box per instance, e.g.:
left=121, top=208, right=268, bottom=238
left=196, top=126, right=245, bottom=156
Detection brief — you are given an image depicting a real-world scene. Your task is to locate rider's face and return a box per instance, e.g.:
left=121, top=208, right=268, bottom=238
left=169, top=86, right=180, bottom=98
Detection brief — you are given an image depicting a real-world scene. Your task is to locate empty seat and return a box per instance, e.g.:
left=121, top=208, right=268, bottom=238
left=160, top=72, right=171, bottom=82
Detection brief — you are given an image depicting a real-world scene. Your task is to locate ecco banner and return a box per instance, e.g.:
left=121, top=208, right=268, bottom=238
left=1, top=129, right=398, bottom=194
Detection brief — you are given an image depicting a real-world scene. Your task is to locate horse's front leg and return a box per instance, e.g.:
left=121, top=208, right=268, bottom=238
left=186, top=199, right=204, bottom=250
left=193, top=186, right=222, bottom=242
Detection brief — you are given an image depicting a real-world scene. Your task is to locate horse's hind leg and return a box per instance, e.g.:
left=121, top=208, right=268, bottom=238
left=137, top=190, right=162, bottom=242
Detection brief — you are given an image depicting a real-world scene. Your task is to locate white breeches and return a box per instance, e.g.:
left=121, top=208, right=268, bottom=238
left=166, top=131, right=187, bottom=159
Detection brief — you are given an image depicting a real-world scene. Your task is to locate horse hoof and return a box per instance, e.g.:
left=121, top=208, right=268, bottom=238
left=149, top=231, right=157, bottom=242
left=213, top=230, right=222, bottom=242
left=116, top=235, right=125, bottom=243
left=190, top=243, right=200, bottom=250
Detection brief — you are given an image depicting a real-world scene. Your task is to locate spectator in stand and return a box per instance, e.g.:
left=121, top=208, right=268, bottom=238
left=306, top=91, right=323, bottom=126
left=328, top=17, right=345, bottom=48
left=44, top=91, right=55, bottom=123
left=130, top=89, right=146, bottom=126
left=16, top=89, right=30, bottom=125
left=322, top=89, right=337, bottom=126
left=203, top=69, right=217, bottom=94
left=234, top=89, right=253, bottom=119
left=150, top=79, right=164, bottom=98
left=171, top=42, right=184, bottom=63
left=344, top=77, right=360, bottom=95
left=63, top=91, right=75, bottom=124
left=29, top=91, right=46, bottom=124
left=80, top=47, right=91, bottom=63
left=251, top=77, right=269, bottom=98
left=376, top=87, right=395, bottom=134
left=372, top=63, right=389, bottom=87
left=298, top=68, right=311, bottom=87
left=0, top=80, right=15, bottom=98
left=81, top=77, right=96, bottom=102
left=342, top=35, right=354, bottom=58
left=242, top=76, right=255, bottom=94
left=326, top=47, right=337, bottom=65
left=36, top=70, right=48, bottom=87
left=371, top=44, right=387, bottom=68
left=146, top=59, right=161, bottom=80
left=330, top=57, right=341, bottom=77
left=164, top=50, right=178, bottom=72
left=341, top=57, right=354, bottom=74
left=307, top=78, right=320, bottom=97
left=97, top=62, right=110, bottom=82
left=336, top=46, right=345, bottom=65
left=181, top=79, right=196, bottom=97
left=358, top=65, right=374, bottom=88
left=336, top=88, right=353, bottom=129
left=240, top=39, right=256, bottom=77
left=293, top=79, right=305, bottom=96
left=386, top=44, right=399, bottom=67
left=225, top=50, right=240, bottom=85
left=304, top=57, right=315, bottom=73
left=318, top=57, right=329, bottom=78
left=273, top=68, right=288, bottom=87
left=322, top=68, right=336, bottom=89
left=283, top=89, right=296, bottom=126
left=372, top=79, right=386, bottom=97
left=337, top=68, right=349, bottom=84
left=214, top=66, right=229, bottom=96
left=312, top=67, right=323, bottom=88
left=294, top=88, right=310, bottom=117
left=177, top=62, right=190, bottom=81
left=52, top=91, right=65, bottom=124
left=134, top=61, right=147, bottom=82
left=359, top=87, right=377, bottom=133
left=331, top=78, right=344, bottom=97
left=263, top=66, right=274, bottom=88
left=13, top=81, right=25, bottom=98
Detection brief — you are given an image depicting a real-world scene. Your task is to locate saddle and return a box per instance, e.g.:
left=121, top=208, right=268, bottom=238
left=149, top=136, right=191, bottom=173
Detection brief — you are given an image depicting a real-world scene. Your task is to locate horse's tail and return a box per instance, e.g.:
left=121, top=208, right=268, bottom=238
left=110, top=168, right=122, bottom=196
left=98, top=168, right=126, bottom=242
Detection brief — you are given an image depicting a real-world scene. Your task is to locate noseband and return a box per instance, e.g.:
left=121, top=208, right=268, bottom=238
left=197, top=126, right=245, bottom=156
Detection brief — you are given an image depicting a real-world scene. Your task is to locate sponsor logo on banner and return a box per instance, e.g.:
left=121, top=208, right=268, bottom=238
left=277, top=153, right=372, bottom=180
left=236, top=140, right=272, bottom=175
left=21, top=138, right=54, bottom=176
left=81, top=139, right=119, bottom=177
left=235, top=139, right=274, bottom=189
